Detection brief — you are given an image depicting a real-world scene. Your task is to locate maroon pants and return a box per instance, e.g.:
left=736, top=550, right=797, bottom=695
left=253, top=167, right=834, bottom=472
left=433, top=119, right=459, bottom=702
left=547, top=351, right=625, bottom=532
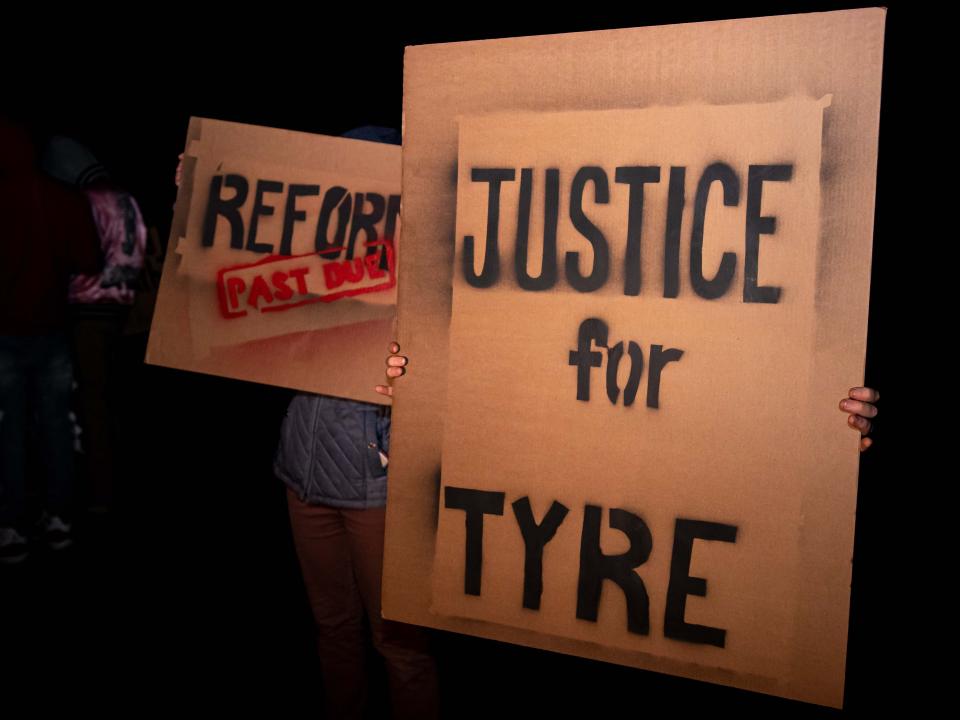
left=287, top=489, right=439, bottom=719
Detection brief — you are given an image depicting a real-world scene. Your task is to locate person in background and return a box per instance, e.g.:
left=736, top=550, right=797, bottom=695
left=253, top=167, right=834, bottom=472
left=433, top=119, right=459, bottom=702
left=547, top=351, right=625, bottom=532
left=0, top=117, right=101, bottom=563
left=41, top=136, right=147, bottom=513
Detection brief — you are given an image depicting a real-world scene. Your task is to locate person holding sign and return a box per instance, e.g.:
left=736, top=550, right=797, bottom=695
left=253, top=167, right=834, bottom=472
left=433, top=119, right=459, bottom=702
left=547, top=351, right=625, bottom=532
left=172, top=130, right=439, bottom=720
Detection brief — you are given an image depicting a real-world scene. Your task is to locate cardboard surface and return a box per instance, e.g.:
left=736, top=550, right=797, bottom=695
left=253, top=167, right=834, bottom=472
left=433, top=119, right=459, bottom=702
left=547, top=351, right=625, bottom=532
left=384, top=9, right=885, bottom=708
left=147, top=118, right=401, bottom=403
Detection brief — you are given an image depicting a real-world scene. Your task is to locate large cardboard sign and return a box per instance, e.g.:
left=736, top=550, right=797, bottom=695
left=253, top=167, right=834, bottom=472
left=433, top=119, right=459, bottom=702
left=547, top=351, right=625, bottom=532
left=385, top=10, right=884, bottom=708
left=147, top=118, right=401, bottom=403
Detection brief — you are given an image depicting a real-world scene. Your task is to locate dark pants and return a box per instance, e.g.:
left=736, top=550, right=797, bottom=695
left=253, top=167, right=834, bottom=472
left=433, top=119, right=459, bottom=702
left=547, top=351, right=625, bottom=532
left=70, top=304, right=128, bottom=509
left=0, top=333, right=75, bottom=527
left=287, top=489, right=440, bottom=720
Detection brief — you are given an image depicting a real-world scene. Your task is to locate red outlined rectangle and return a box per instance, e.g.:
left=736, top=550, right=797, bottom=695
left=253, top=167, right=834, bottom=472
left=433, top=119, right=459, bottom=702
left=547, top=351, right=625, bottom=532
left=216, top=240, right=395, bottom=319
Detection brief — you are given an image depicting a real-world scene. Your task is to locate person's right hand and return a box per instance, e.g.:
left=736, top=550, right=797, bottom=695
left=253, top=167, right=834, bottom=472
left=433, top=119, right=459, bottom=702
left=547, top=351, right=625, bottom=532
left=375, top=342, right=406, bottom=398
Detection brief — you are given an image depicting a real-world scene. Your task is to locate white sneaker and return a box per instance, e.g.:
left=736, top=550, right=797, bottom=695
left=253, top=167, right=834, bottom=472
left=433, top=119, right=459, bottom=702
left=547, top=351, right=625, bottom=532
left=0, top=526, right=29, bottom=564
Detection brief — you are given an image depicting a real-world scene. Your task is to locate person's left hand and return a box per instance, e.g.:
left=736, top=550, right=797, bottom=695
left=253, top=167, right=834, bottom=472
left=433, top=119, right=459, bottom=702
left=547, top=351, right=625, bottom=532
left=841, top=387, right=879, bottom=452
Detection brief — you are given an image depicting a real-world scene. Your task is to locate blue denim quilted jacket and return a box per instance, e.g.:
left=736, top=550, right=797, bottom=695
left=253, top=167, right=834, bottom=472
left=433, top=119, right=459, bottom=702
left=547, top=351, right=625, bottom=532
left=274, top=394, right=390, bottom=509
